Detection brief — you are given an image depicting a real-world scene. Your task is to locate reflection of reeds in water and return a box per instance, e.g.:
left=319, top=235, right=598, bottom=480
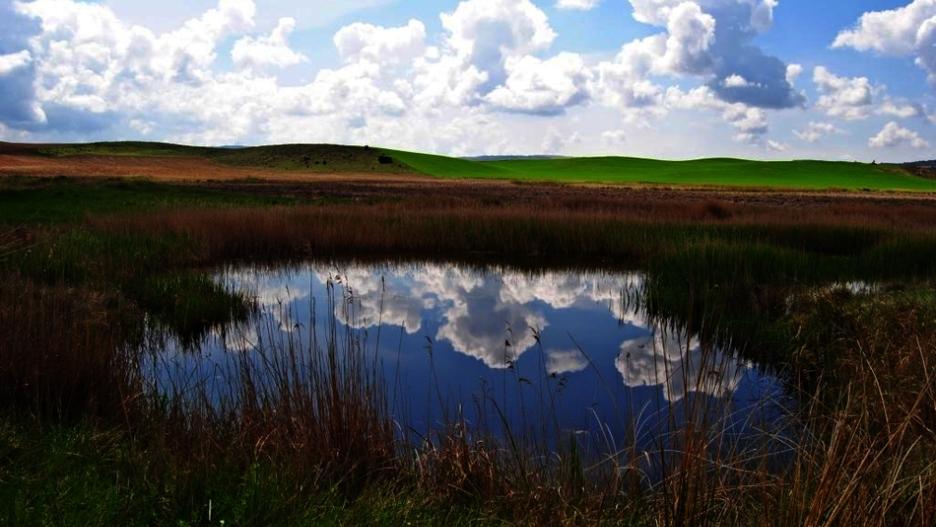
left=145, top=275, right=395, bottom=487
left=142, top=267, right=936, bottom=524
left=5, top=246, right=933, bottom=523
left=147, top=270, right=793, bottom=511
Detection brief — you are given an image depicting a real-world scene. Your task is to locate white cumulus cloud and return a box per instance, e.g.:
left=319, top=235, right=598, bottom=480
left=833, top=0, right=936, bottom=86
left=334, top=19, right=427, bottom=66
left=441, top=0, right=555, bottom=91
left=616, top=330, right=749, bottom=402
left=785, top=63, right=802, bottom=85
left=232, top=17, right=306, bottom=71
left=485, top=52, right=591, bottom=115
left=666, top=86, right=770, bottom=144
left=869, top=121, right=930, bottom=149
left=813, top=66, right=879, bottom=120
left=0, top=49, right=30, bottom=75
left=794, top=121, right=844, bottom=143
left=556, top=0, right=600, bottom=10
left=624, top=0, right=803, bottom=110
left=545, top=349, right=588, bottom=375
left=878, top=98, right=924, bottom=119
left=766, top=139, right=787, bottom=152
left=723, top=74, right=752, bottom=88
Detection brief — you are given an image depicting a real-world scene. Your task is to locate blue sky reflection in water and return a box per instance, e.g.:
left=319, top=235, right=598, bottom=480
left=151, top=262, right=788, bottom=452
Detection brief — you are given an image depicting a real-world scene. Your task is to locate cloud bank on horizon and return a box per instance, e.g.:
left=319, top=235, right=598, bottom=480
left=0, top=0, right=933, bottom=161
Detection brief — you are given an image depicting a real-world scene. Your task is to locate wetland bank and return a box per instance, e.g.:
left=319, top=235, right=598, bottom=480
left=2, top=161, right=936, bottom=525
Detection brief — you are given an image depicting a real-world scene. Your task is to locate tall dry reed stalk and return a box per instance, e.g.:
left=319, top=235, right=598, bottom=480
left=144, top=276, right=396, bottom=491
left=87, top=204, right=911, bottom=268
left=0, top=227, right=31, bottom=260
left=3, top=201, right=935, bottom=524
left=0, top=274, right=141, bottom=421
left=135, top=268, right=936, bottom=525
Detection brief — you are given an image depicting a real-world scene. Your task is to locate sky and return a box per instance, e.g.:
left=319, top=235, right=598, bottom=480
left=0, top=0, right=934, bottom=161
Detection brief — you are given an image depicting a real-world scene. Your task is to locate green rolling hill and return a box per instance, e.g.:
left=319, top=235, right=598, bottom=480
left=387, top=149, right=936, bottom=191
left=3, top=141, right=935, bottom=191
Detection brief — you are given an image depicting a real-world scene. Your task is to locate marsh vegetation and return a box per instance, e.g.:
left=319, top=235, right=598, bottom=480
left=1, top=173, right=935, bottom=525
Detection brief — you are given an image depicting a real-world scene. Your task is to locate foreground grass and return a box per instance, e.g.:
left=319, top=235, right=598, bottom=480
left=2, top=176, right=936, bottom=524
left=1, top=283, right=933, bottom=525
left=0, top=422, right=493, bottom=526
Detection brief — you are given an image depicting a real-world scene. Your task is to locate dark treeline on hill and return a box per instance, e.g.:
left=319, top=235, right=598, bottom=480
left=903, top=160, right=936, bottom=167
left=902, top=159, right=936, bottom=179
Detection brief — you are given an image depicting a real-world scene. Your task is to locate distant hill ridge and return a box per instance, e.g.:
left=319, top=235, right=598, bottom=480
left=901, top=159, right=936, bottom=180
left=0, top=141, right=412, bottom=174
left=463, top=155, right=568, bottom=161
left=2, top=141, right=936, bottom=191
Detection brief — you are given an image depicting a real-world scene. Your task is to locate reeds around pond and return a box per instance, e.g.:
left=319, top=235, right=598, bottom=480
left=1, top=201, right=935, bottom=524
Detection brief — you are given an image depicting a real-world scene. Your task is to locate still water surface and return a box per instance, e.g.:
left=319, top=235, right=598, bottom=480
left=152, top=262, right=789, bottom=450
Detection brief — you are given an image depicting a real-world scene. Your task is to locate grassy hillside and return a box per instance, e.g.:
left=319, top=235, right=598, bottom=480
left=4, top=141, right=936, bottom=191
left=12, top=142, right=413, bottom=174
left=478, top=157, right=936, bottom=191
left=381, top=149, right=513, bottom=179
left=32, top=141, right=215, bottom=158
left=381, top=148, right=936, bottom=191
left=211, top=144, right=411, bottom=173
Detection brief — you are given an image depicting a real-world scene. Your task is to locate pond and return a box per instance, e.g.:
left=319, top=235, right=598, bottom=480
left=148, top=261, right=790, bottom=455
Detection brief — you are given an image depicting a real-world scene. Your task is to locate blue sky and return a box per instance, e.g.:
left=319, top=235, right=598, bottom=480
left=0, top=0, right=934, bottom=161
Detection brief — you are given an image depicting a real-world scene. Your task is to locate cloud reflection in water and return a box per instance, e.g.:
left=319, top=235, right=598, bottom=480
left=223, top=263, right=749, bottom=400
left=156, top=262, right=783, bottom=447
